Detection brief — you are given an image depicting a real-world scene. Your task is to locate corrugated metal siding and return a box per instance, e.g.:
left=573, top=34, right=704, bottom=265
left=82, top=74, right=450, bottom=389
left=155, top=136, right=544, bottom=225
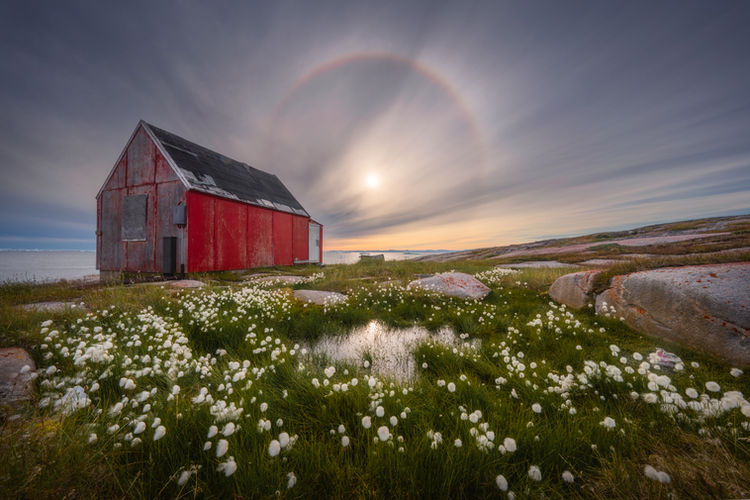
left=247, top=205, right=273, bottom=268
left=187, top=191, right=215, bottom=272
left=292, top=215, right=309, bottom=263
left=272, top=211, right=294, bottom=266
left=216, top=198, right=247, bottom=270
left=98, top=124, right=187, bottom=273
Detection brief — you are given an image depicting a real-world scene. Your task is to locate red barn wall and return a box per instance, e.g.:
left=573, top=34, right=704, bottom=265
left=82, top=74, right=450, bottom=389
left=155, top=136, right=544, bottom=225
left=97, top=125, right=184, bottom=273
left=187, top=191, right=305, bottom=272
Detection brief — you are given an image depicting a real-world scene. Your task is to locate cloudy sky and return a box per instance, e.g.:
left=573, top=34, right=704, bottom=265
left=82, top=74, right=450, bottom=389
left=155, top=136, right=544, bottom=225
left=1, top=1, right=749, bottom=250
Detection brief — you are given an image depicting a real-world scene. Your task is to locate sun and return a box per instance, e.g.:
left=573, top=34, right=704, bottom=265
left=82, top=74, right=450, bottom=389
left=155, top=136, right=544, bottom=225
left=365, top=172, right=381, bottom=189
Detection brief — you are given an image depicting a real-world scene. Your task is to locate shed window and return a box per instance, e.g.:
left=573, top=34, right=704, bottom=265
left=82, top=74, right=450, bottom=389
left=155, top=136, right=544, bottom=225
left=122, top=194, right=147, bottom=241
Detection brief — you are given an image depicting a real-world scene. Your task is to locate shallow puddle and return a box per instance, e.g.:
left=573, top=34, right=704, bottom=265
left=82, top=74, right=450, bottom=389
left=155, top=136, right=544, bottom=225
left=308, top=320, right=479, bottom=381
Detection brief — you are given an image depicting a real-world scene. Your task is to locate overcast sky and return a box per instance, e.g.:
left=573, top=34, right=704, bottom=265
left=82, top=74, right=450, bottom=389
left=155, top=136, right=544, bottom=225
left=1, top=1, right=749, bottom=250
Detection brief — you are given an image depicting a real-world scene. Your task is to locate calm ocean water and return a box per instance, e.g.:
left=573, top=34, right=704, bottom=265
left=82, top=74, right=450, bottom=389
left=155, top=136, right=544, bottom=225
left=0, top=250, right=445, bottom=283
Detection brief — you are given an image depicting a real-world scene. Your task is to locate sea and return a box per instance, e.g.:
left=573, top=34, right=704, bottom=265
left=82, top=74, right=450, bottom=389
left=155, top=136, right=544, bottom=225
left=0, top=249, right=447, bottom=283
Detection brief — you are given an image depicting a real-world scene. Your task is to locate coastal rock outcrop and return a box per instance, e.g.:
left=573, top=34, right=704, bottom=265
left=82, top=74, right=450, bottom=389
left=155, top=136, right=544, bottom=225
left=0, top=347, right=36, bottom=405
left=408, top=272, right=490, bottom=299
left=595, top=263, right=750, bottom=367
left=548, top=270, right=602, bottom=309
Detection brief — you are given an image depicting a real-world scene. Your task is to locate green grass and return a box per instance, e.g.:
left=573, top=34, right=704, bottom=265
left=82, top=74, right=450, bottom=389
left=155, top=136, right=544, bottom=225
left=1, top=262, right=749, bottom=499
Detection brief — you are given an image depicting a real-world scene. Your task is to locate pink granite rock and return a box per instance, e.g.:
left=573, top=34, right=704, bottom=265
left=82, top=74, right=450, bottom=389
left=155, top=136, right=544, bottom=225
left=408, top=272, right=490, bottom=299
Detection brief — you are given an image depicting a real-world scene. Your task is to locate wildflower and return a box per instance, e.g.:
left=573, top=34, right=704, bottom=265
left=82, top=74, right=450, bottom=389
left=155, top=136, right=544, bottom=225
left=108, top=424, right=120, bottom=434
left=324, top=366, right=336, bottom=378
left=216, top=439, right=229, bottom=457
left=133, top=421, right=146, bottom=435
left=341, top=436, right=350, bottom=447
left=730, top=368, right=743, bottom=378
left=532, top=403, right=542, bottom=413
left=279, top=432, right=290, bottom=448
left=705, top=381, right=720, bottom=392
left=203, top=441, right=212, bottom=451
left=376, top=406, right=385, bottom=417
left=217, top=456, right=237, bottom=477
left=287, top=472, right=297, bottom=489
left=377, top=426, right=390, bottom=441
left=528, top=465, right=542, bottom=481
left=362, top=416, right=372, bottom=429
left=88, top=433, right=98, bottom=443
left=177, top=470, right=191, bottom=486
left=260, top=402, right=268, bottom=412
left=269, top=439, right=281, bottom=457
left=208, top=425, right=218, bottom=438
left=685, top=388, right=698, bottom=399
left=454, top=438, right=462, bottom=447
left=644, top=465, right=670, bottom=483
left=495, top=474, right=508, bottom=491
left=447, top=382, right=456, bottom=393
left=562, top=470, right=574, bottom=483
left=503, top=437, right=516, bottom=452
left=390, top=416, right=398, bottom=426
left=153, top=425, right=166, bottom=441
left=337, top=424, right=345, bottom=434
left=600, top=417, right=616, bottom=429
left=221, top=422, right=235, bottom=437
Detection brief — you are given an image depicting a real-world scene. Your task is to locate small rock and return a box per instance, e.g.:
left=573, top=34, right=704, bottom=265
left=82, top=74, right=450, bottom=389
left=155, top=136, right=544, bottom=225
left=169, top=280, right=205, bottom=289
left=408, top=272, right=490, bottom=299
left=294, top=289, right=347, bottom=305
left=578, top=259, right=621, bottom=267
left=0, top=348, right=36, bottom=405
left=549, top=271, right=602, bottom=309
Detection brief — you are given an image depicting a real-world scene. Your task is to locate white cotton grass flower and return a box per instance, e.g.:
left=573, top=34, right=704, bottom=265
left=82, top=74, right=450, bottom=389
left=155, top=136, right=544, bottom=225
left=260, top=402, right=268, bottom=412
left=341, top=436, right=350, bottom=447
left=705, top=381, right=721, bottom=392
left=600, top=417, right=616, bottom=429
left=203, top=441, right=212, bottom=451
left=685, top=388, right=699, bottom=399
left=207, top=425, right=218, bottom=438
left=133, top=421, right=146, bottom=435
left=454, top=438, right=462, bottom=448
left=495, top=474, right=508, bottom=491
left=221, top=422, right=235, bottom=437
left=269, top=439, right=281, bottom=457
left=531, top=403, right=542, bottom=413
left=153, top=425, right=166, bottom=441
left=324, top=366, right=335, bottom=378
left=216, top=439, right=229, bottom=457
left=88, top=432, right=98, bottom=443
left=730, top=368, right=743, bottom=378
left=503, top=437, right=517, bottom=452
left=376, top=406, right=385, bottom=418
left=278, top=432, right=290, bottom=448
left=644, top=465, right=670, bottom=483
left=217, top=456, right=237, bottom=477
left=362, top=416, right=372, bottom=429
left=562, top=470, right=574, bottom=483
left=390, top=416, right=398, bottom=426
left=447, top=382, right=456, bottom=393
left=528, top=465, right=542, bottom=481
left=177, top=470, right=191, bottom=486
left=287, top=472, right=297, bottom=489
left=377, top=426, right=390, bottom=441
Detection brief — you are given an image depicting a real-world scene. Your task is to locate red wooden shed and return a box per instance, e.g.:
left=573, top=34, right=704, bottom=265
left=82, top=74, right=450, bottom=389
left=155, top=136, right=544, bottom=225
left=96, top=121, right=322, bottom=279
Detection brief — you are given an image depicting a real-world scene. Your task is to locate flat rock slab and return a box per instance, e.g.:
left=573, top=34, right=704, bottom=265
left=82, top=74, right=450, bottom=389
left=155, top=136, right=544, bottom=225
left=169, top=280, right=205, bottom=289
left=18, top=300, right=81, bottom=313
left=251, top=275, right=304, bottom=285
left=0, top=348, right=35, bottom=405
left=409, top=272, right=490, bottom=299
left=595, top=263, right=750, bottom=367
left=505, top=261, right=580, bottom=269
left=549, top=270, right=602, bottom=309
left=294, top=289, right=347, bottom=305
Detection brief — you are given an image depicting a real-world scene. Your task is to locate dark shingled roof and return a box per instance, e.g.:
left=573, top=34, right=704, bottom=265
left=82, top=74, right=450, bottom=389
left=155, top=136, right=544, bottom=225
left=144, top=121, right=309, bottom=217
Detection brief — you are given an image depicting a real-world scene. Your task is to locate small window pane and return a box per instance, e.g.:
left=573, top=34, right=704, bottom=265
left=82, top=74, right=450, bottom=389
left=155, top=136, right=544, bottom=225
left=122, top=194, right=147, bottom=240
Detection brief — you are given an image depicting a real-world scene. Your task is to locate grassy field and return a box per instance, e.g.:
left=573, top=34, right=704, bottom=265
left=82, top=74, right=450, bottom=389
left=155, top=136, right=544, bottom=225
left=1, top=261, right=749, bottom=499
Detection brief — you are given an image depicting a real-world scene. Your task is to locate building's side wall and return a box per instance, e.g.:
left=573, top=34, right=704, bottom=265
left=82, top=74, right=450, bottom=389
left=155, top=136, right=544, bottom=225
left=186, top=190, right=310, bottom=271
left=97, top=125, right=184, bottom=273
